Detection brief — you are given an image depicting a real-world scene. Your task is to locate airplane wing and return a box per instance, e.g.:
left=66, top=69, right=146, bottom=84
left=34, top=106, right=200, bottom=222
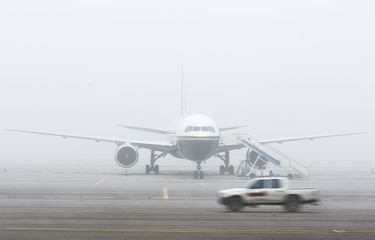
left=116, top=125, right=174, bottom=135
left=4, top=128, right=175, bottom=153
left=216, top=131, right=368, bottom=153
left=216, top=143, right=245, bottom=153
left=219, top=125, right=247, bottom=131
left=258, top=131, right=369, bottom=144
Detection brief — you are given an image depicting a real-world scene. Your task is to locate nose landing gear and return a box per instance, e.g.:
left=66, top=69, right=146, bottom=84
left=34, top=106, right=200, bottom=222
left=194, top=161, right=204, bottom=179
left=193, top=171, right=204, bottom=179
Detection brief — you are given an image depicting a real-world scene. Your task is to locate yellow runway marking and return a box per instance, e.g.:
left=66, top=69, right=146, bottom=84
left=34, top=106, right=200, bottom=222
left=194, top=179, right=207, bottom=187
left=235, top=179, right=245, bottom=183
left=3, top=227, right=375, bottom=234
left=92, top=170, right=112, bottom=186
left=163, top=188, right=169, bottom=199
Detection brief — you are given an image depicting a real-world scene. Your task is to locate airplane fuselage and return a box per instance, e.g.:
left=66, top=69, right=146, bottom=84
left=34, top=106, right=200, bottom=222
left=172, top=114, right=220, bottom=162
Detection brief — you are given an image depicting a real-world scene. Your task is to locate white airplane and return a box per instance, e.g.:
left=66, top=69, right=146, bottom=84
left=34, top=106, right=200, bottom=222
left=5, top=77, right=368, bottom=179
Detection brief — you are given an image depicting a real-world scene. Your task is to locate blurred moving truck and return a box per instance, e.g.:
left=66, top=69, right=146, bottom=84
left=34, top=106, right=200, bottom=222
left=217, top=177, right=319, bottom=212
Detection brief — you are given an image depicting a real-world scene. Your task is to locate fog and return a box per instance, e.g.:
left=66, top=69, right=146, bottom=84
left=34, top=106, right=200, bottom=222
left=0, top=0, right=374, bottom=170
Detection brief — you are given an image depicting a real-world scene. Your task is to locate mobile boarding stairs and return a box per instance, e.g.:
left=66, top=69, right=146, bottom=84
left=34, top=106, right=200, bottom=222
left=236, top=133, right=310, bottom=179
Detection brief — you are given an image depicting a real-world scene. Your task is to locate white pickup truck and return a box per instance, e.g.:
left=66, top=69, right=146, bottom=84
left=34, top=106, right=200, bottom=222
left=218, top=177, right=319, bottom=212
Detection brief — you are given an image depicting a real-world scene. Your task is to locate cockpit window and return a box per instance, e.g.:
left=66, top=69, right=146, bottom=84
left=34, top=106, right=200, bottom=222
left=201, top=126, right=215, bottom=132
left=185, top=126, right=215, bottom=132
left=193, top=126, right=200, bottom=131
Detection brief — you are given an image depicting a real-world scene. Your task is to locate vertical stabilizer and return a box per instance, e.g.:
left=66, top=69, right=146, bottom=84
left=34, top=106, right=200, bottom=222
left=181, top=59, right=186, bottom=117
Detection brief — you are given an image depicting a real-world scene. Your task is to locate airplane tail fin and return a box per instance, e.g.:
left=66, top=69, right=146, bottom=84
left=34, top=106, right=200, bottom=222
left=181, top=59, right=186, bottom=117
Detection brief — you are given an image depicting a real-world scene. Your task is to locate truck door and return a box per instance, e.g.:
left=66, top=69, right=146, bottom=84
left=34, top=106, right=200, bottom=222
left=266, top=179, right=285, bottom=203
left=244, top=179, right=268, bottom=204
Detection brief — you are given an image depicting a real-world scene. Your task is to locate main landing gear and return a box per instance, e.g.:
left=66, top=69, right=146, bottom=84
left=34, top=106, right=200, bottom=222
left=194, top=161, right=204, bottom=179
left=145, top=150, right=167, bottom=174
left=215, top=151, right=235, bottom=175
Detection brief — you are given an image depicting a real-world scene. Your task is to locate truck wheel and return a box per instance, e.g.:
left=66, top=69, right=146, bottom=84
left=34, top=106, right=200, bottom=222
left=284, top=195, right=300, bottom=213
left=227, top=197, right=243, bottom=212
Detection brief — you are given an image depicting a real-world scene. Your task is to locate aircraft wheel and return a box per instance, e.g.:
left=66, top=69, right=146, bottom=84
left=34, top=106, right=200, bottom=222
left=219, top=165, right=225, bottom=175
left=154, top=165, right=159, bottom=174
left=194, top=171, right=198, bottom=179
left=199, top=171, right=204, bottom=179
left=228, top=165, right=234, bottom=175
left=145, top=164, right=151, bottom=174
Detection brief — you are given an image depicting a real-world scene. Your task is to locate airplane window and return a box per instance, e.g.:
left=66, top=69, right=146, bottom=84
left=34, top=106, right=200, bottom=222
left=193, top=127, right=200, bottom=131
left=185, top=126, right=193, bottom=132
left=201, top=127, right=208, bottom=131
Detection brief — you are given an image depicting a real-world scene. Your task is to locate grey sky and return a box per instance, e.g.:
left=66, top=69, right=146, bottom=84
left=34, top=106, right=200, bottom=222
left=0, top=1, right=374, bottom=169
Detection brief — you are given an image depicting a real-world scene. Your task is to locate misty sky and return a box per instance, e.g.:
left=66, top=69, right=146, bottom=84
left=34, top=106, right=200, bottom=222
left=0, top=1, right=374, bottom=169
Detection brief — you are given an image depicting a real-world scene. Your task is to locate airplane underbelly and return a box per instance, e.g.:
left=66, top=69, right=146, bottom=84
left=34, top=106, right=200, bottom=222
left=177, top=137, right=219, bottom=161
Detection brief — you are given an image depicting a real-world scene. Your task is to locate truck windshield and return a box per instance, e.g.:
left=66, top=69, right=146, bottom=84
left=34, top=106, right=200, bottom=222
left=243, top=179, right=255, bottom=188
left=244, top=179, right=264, bottom=189
left=251, top=180, right=264, bottom=189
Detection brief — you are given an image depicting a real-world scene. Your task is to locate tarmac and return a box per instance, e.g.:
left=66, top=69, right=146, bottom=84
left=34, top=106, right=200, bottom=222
left=0, top=164, right=374, bottom=239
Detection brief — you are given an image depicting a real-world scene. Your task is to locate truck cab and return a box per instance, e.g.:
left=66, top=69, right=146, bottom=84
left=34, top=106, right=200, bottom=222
left=242, top=178, right=288, bottom=204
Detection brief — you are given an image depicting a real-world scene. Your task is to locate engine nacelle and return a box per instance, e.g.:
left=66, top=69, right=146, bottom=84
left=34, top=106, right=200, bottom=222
left=115, top=144, right=138, bottom=168
left=246, top=149, right=268, bottom=168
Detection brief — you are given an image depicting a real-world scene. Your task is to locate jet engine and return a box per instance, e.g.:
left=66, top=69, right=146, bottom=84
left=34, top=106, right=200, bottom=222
left=115, top=144, right=138, bottom=168
left=246, top=149, right=268, bottom=168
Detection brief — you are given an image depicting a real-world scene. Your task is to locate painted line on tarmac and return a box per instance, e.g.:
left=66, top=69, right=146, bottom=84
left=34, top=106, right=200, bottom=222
left=3, top=190, right=373, bottom=197
left=321, top=193, right=375, bottom=196
left=163, top=188, right=169, bottom=199
left=0, top=191, right=163, bottom=195
left=235, top=179, right=246, bottom=183
left=3, top=227, right=375, bottom=234
left=83, top=196, right=114, bottom=199
left=194, top=179, right=207, bottom=187
left=92, top=170, right=113, bottom=186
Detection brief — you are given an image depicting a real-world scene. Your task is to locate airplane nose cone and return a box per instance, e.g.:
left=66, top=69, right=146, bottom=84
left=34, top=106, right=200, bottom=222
left=178, top=137, right=219, bottom=160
